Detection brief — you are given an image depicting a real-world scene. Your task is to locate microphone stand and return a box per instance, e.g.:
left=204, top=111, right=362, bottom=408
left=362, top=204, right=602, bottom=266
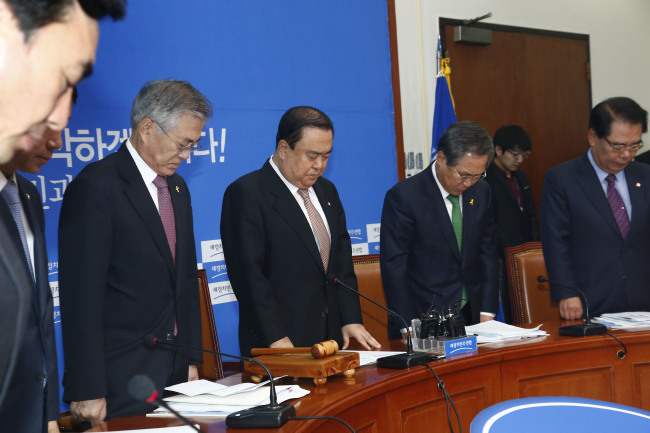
left=537, top=276, right=607, bottom=336
left=327, top=274, right=430, bottom=369
left=128, top=374, right=204, bottom=433
left=144, top=335, right=296, bottom=428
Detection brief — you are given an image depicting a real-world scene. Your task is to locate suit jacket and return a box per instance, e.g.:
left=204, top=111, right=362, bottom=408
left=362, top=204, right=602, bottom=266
left=220, top=160, right=362, bottom=357
left=58, top=144, right=202, bottom=419
left=484, top=163, right=539, bottom=255
left=380, top=164, right=499, bottom=338
left=0, top=175, right=58, bottom=432
left=0, top=223, right=31, bottom=416
left=540, top=153, right=650, bottom=316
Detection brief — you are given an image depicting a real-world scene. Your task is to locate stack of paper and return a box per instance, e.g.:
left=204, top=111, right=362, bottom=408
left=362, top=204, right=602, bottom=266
left=593, top=312, right=650, bottom=328
left=465, top=321, right=548, bottom=343
left=148, top=379, right=309, bottom=417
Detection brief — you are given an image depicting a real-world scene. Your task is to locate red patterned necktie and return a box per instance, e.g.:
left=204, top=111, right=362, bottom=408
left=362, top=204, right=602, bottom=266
left=298, top=189, right=330, bottom=271
left=605, top=173, right=630, bottom=239
left=153, top=175, right=176, bottom=263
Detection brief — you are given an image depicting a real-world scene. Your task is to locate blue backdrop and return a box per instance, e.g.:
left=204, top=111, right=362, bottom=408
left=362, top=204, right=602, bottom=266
left=23, top=1, right=398, bottom=411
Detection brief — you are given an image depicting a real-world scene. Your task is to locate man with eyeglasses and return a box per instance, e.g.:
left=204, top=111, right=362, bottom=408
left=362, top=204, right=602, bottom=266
left=58, top=80, right=212, bottom=426
left=541, top=97, right=650, bottom=320
left=380, top=121, right=499, bottom=338
left=485, top=125, right=539, bottom=323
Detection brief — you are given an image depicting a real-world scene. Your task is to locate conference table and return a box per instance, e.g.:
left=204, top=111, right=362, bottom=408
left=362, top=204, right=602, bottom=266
left=88, top=320, right=650, bottom=432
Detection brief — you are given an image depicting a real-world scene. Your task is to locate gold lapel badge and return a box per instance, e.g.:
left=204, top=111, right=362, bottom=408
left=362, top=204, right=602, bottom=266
left=175, top=186, right=180, bottom=193
left=327, top=202, right=331, bottom=206
left=469, top=198, right=474, bottom=205
left=25, top=193, right=30, bottom=200
left=636, top=183, right=641, bottom=188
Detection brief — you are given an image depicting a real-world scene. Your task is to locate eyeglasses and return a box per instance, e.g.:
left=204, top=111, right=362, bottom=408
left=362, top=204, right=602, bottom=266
left=505, top=149, right=531, bottom=160
left=453, top=166, right=486, bottom=182
left=153, top=121, right=201, bottom=153
left=603, top=136, right=644, bottom=153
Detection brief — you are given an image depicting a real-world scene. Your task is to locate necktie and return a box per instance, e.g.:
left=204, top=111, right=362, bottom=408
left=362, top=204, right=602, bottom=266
left=1, top=181, right=35, bottom=284
left=447, top=194, right=467, bottom=308
left=605, top=173, right=630, bottom=239
left=298, top=189, right=330, bottom=271
left=153, top=175, right=176, bottom=263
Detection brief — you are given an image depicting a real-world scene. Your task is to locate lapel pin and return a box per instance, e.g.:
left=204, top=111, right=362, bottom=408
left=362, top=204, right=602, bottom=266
left=469, top=198, right=474, bottom=205
left=327, top=202, right=331, bottom=206
left=25, top=193, right=30, bottom=200
left=636, top=183, right=641, bottom=188
left=175, top=186, right=180, bottom=193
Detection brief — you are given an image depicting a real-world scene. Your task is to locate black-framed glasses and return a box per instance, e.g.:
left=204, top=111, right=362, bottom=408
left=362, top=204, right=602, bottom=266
left=153, top=120, right=201, bottom=153
left=603, top=136, right=644, bottom=153
left=505, top=149, right=531, bottom=160
left=452, top=166, right=486, bottom=182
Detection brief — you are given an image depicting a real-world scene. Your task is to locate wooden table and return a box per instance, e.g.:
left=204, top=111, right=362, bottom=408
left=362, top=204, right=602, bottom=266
left=89, top=320, right=650, bottom=432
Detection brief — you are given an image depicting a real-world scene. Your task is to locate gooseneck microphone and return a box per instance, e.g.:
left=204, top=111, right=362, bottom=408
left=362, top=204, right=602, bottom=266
left=327, top=274, right=429, bottom=369
left=143, top=335, right=295, bottom=428
left=128, top=374, right=204, bottom=433
left=537, top=275, right=607, bottom=336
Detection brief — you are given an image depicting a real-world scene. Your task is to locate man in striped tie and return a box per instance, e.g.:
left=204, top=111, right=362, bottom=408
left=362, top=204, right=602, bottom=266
left=541, top=97, right=650, bottom=320
left=221, top=106, right=381, bottom=357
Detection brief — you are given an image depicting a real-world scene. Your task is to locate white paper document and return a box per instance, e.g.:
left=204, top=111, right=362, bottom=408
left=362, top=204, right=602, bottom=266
left=594, top=312, right=650, bottom=328
left=465, top=321, right=548, bottom=343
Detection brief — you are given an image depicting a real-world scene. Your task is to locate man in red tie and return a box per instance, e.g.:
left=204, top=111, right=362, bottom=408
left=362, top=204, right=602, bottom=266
left=58, top=80, right=212, bottom=426
left=541, top=97, right=650, bottom=320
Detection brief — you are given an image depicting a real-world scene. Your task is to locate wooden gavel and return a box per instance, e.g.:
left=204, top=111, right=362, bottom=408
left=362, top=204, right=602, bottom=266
left=250, top=339, right=339, bottom=359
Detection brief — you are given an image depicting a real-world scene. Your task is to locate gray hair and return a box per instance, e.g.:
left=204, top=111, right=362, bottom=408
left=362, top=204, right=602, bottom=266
left=438, top=120, right=494, bottom=166
left=130, top=80, right=213, bottom=131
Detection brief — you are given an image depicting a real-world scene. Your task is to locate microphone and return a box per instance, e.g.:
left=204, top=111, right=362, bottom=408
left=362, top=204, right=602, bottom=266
left=143, top=335, right=295, bottom=428
left=327, top=274, right=429, bottom=369
left=128, top=374, right=204, bottom=433
left=537, top=276, right=607, bottom=336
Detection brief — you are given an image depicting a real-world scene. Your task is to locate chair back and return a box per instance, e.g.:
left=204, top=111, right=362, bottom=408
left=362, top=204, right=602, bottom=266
left=353, top=254, right=390, bottom=348
left=196, top=269, right=225, bottom=380
left=505, top=242, right=559, bottom=324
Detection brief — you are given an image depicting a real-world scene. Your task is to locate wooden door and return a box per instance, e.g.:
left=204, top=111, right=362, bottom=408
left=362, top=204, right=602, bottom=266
left=441, top=21, right=592, bottom=210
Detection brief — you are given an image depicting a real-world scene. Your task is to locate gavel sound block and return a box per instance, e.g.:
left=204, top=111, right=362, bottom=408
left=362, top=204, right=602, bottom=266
left=245, top=340, right=360, bottom=385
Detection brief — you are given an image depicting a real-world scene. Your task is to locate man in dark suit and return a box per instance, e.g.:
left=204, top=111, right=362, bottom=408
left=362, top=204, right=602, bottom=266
left=381, top=121, right=499, bottom=338
left=59, top=80, right=211, bottom=426
left=0, top=124, right=67, bottom=432
left=0, top=0, right=125, bottom=423
left=485, top=125, right=538, bottom=322
left=221, top=106, right=380, bottom=357
left=541, top=97, right=650, bottom=320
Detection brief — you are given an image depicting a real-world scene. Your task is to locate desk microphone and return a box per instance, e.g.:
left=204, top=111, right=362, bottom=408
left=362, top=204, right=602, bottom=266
left=327, top=274, right=429, bottom=369
left=536, top=276, right=607, bottom=337
left=143, top=335, right=295, bottom=428
left=128, top=374, right=204, bottom=433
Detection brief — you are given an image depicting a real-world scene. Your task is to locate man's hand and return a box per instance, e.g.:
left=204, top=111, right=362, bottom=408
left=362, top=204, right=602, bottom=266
left=47, top=420, right=59, bottom=433
left=270, top=337, right=293, bottom=348
left=479, top=314, right=494, bottom=323
left=342, top=324, right=382, bottom=350
left=70, top=397, right=107, bottom=427
left=560, top=297, right=583, bottom=320
left=188, top=365, right=199, bottom=381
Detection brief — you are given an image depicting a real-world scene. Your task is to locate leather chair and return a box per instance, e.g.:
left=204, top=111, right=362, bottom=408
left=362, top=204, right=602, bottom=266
left=352, top=254, right=390, bottom=348
left=197, top=269, right=239, bottom=379
left=505, top=242, right=559, bottom=324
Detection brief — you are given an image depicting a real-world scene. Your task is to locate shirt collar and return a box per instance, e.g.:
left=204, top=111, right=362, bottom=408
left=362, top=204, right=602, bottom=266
left=127, top=139, right=158, bottom=185
left=431, top=160, right=458, bottom=199
left=587, top=148, right=626, bottom=183
left=269, top=155, right=310, bottom=194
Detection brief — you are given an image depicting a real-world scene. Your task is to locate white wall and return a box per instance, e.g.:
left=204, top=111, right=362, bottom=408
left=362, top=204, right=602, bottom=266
left=395, top=0, right=650, bottom=165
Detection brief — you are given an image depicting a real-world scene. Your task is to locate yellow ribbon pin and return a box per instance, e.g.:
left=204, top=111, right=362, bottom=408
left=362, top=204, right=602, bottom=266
left=469, top=199, right=474, bottom=205
left=175, top=186, right=180, bottom=193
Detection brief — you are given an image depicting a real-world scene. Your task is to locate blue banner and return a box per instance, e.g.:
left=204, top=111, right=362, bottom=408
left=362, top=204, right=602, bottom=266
left=21, top=1, right=398, bottom=411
